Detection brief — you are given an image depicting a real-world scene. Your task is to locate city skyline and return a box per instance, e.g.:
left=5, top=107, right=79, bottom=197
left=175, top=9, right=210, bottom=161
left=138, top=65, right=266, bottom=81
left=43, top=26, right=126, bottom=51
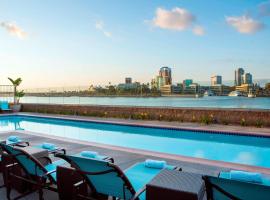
left=1, top=0, right=270, bottom=88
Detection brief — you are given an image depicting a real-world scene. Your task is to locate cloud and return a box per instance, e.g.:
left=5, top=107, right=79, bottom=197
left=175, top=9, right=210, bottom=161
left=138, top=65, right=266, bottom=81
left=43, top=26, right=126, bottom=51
left=192, top=25, right=205, bottom=36
left=226, top=15, right=264, bottom=34
left=258, top=1, right=270, bottom=17
left=95, top=20, right=112, bottom=38
left=152, top=7, right=195, bottom=31
left=0, top=22, right=27, bottom=39
left=151, top=7, right=205, bottom=36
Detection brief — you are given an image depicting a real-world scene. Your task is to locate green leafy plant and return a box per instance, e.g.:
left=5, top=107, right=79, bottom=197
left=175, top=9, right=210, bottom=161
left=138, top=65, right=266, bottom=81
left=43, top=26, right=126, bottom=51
left=8, top=77, right=23, bottom=104
left=200, top=115, right=211, bottom=125
left=255, top=120, right=263, bottom=128
left=15, top=90, right=25, bottom=104
left=240, top=118, right=247, bottom=126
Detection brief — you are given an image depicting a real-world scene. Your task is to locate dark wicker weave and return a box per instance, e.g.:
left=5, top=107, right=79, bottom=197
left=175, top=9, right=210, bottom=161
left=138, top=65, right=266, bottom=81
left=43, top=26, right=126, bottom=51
left=146, top=170, right=205, bottom=200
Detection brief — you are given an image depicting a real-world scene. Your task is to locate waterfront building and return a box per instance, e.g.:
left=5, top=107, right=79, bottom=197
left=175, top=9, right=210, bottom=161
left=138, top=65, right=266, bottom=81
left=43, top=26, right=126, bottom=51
left=211, top=75, right=222, bottom=86
left=183, top=79, right=193, bottom=88
left=235, top=84, right=254, bottom=93
left=242, top=73, right=253, bottom=84
left=151, top=66, right=172, bottom=91
left=234, top=68, right=245, bottom=86
left=183, top=83, right=200, bottom=94
left=159, top=66, right=172, bottom=85
left=160, top=85, right=182, bottom=95
left=210, top=85, right=231, bottom=96
left=118, top=78, right=140, bottom=90
left=151, top=75, right=165, bottom=90
left=125, top=77, right=132, bottom=84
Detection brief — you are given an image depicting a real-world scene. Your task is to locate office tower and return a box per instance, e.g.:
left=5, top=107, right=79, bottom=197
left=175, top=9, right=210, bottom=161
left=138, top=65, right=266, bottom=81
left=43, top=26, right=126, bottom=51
left=159, top=66, right=172, bottom=85
left=235, top=68, right=244, bottom=86
left=183, top=79, right=193, bottom=88
left=211, top=75, right=222, bottom=86
left=125, top=77, right=132, bottom=84
left=242, top=73, right=253, bottom=84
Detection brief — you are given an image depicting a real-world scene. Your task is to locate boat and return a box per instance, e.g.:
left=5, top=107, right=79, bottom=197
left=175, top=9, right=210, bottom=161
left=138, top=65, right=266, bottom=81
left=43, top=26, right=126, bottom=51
left=228, top=91, right=243, bottom=97
left=248, top=90, right=256, bottom=98
left=204, top=90, right=214, bottom=97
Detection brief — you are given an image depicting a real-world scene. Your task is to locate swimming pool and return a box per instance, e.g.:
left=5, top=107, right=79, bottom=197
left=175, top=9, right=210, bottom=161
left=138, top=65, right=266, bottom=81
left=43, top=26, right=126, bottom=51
left=1, top=115, right=270, bottom=169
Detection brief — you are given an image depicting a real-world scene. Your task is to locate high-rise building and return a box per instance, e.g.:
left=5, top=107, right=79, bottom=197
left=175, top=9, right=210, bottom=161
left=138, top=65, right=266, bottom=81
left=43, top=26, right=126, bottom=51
left=125, top=77, right=132, bottom=84
left=242, top=73, right=253, bottom=84
left=234, top=68, right=245, bottom=86
left=211, top=75, right=222, bottom=86
left=159, top=66, right=172, bottom=85
left=183, top=79, right=193, bottom=88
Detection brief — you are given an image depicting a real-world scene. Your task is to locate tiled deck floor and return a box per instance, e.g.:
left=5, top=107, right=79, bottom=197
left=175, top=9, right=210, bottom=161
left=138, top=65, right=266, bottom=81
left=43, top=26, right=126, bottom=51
left=0, top=130, right=227, bottom=200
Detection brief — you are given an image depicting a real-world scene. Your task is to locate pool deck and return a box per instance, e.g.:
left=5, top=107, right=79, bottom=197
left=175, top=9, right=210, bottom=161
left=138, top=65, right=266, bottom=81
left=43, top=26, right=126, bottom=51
left=0, top=112, right=270, bottom=199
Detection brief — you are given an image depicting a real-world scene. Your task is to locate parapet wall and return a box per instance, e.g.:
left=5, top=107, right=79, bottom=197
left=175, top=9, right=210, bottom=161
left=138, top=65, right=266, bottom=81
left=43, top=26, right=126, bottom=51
left=21, top=103, right=270, bottom=127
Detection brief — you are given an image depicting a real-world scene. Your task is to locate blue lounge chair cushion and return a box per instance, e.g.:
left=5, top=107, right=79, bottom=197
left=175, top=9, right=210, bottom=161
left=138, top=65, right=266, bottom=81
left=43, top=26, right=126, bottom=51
left=42, top=143, right=56, bottom=150
left=74, top=152, right=108, bottom=160
left=219, top=171, right=270, bottom=186
left=81, top=151, right=98, bottom=158
left=6, top=135, right=22, bottom=144
left=144, top=159, right=167, bottom=169
left=0, top=101, right=11, bottom=110
left=230, top=170, right=262, bottom=184
left=44, top=160, right=66, bottom=181
left=125, top=162, right=176, bottom=200
left=8, top=135, right=20, bottom=142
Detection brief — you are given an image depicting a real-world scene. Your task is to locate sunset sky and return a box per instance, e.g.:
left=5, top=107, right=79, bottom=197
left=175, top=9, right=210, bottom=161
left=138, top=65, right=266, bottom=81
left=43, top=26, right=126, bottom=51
left=1, top=0, right=270, bottom=88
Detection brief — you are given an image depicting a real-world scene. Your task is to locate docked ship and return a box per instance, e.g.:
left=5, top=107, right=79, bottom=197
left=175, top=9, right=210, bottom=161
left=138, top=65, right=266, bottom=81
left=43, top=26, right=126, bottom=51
left=248, top=90, right=256, bottom=98
left=204, top=90, right=215, bottom=97
left=228, top=91, right=243, bottom=97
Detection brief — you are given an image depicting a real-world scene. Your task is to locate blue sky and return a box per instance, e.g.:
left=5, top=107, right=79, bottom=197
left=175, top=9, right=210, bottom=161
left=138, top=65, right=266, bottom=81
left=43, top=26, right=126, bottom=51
left=0, top=0, right=270, bottom=88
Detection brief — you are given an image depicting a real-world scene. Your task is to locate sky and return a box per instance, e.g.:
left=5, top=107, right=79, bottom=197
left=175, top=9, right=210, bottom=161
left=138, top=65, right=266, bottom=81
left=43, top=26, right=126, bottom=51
left=0, top=0, right=270, bottom=88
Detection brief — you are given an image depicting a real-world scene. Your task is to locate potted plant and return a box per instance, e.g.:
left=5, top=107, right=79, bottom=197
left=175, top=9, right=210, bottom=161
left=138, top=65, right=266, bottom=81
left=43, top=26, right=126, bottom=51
left=8, top=77, right=24, bottom=112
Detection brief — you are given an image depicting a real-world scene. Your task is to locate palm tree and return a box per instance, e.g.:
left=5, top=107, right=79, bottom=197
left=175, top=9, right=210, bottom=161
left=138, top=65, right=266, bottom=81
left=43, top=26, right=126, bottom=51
left=8, top=77, right=22, bottom=104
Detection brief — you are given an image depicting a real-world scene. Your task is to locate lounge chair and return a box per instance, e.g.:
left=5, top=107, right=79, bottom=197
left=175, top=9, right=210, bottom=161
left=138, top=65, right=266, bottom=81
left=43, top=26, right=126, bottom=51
left=0, top=142, right=64, bottom=200
left=0, top=101, right=12, bottom=112
left=0, top=136, right=29, bottom=172
left=203, top=170, right=270, bottom=200
left=4, top=137, right=66, bottom=155
left=33, top=142, right=67, bottom=155
left=56, top=153, right=180, bottom=200
left=4, top=135, right=29, bottom=146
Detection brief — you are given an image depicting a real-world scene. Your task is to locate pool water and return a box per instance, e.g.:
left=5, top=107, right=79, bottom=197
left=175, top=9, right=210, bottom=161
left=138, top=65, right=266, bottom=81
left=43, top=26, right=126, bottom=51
left=1, top=115, right=270, bottom=168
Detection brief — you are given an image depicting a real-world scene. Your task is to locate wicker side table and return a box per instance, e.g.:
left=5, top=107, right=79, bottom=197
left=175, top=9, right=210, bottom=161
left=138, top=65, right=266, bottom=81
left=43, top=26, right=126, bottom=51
left=146, top=170, right=205, bottom=200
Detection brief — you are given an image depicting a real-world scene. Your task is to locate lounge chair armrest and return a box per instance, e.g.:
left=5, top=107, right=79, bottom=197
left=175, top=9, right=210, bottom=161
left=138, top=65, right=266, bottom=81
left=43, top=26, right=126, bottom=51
left=131, top=186, right=146, bottom=200
left=105, top=157, right=114, bottom=163
left=5, top=162, right=18, bottom=169
left=14, top=141, right=30, bottom=147
left=174, top=166, right=182, bottom=171
left=39, top=156, right=52, bottom=164
left=73, top=180, right=84, bottom=188
left=42, top=170, right=56, bottom=178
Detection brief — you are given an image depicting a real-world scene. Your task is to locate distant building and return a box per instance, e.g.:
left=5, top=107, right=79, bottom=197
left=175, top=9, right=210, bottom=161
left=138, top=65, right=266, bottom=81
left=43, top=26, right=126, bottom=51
left=210, top=85, right=231, bottom=96
left=118, top=78, right=139, bottom=90
left=159, top=66, right=172, bottom=85
left=242, top=73, right=252, bottom=84
left=183, top=79, right=193, bottom=88
left=151, top=66, right=172, bottom=91
left=211, top=75, right=222, bottom=86
left=151, top=75, right=165, bottom=90
left=183, top=83, right=200, bottom=94
left=125, top=77, right=132, bottom=84
left=236, top=84, right=254, bottom=93
left=160, top=85, right=182, bottom=95
left=235, top=68, right=245, bottom=86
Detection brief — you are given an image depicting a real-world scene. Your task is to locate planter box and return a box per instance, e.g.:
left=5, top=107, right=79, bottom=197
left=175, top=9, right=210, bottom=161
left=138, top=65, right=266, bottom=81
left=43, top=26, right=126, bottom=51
left=10, top=104, right=22, bottom=112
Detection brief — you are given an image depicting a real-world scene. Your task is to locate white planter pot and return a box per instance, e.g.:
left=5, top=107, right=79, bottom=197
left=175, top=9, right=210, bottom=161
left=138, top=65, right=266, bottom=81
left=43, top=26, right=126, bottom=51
left=11, top=104, right=22, bottom=112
